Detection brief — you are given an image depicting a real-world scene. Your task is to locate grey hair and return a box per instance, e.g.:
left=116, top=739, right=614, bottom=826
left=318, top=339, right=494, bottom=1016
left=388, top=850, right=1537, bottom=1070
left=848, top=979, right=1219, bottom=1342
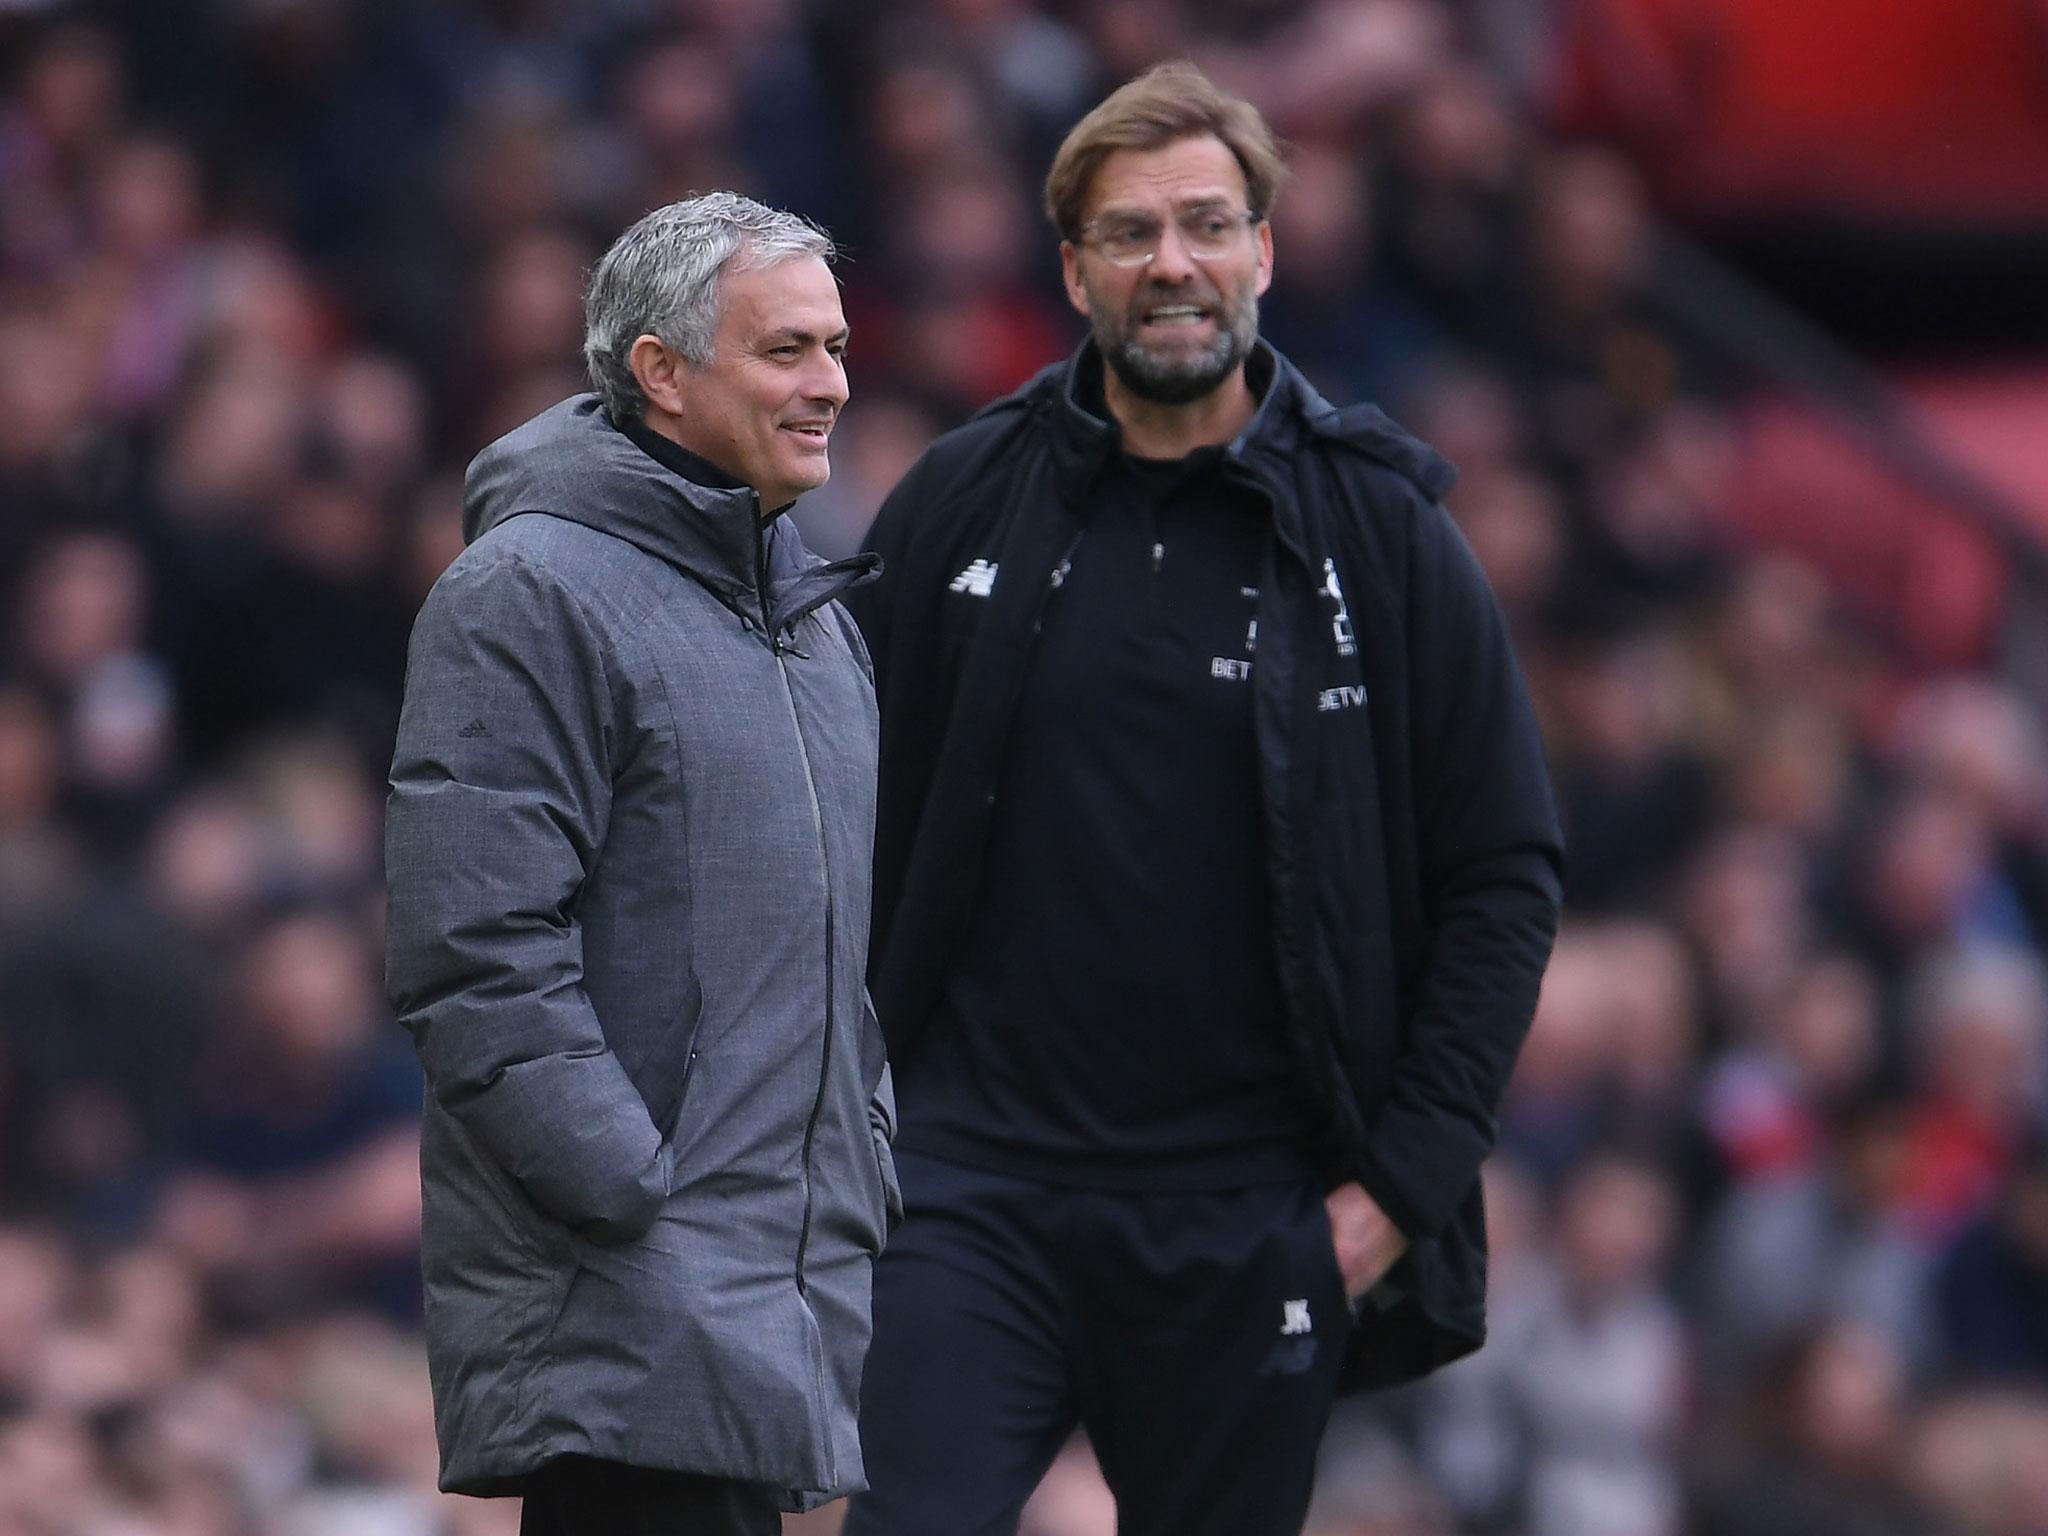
left=582, top=192, right=835, bottom=423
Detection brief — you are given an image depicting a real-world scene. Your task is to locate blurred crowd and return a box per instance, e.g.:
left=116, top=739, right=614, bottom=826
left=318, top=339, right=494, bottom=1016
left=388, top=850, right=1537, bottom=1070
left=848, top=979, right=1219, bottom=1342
left=3, top=1, right=2047, bottom=1534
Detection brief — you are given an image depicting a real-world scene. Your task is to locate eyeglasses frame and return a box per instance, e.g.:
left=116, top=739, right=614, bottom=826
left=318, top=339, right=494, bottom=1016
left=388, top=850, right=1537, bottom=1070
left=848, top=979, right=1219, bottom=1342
left=1072, top=208, right=1263, bottom=268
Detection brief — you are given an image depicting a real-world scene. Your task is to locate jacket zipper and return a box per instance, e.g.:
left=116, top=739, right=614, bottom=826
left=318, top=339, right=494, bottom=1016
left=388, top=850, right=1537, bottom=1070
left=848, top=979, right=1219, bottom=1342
left=777, top=643, right=834, bottom=1298
left=1232, top=461, right=1356, bottom=1156
left=762, top=515, right=843, bottom=1482
left=753, top=507, right=840, bottom=1297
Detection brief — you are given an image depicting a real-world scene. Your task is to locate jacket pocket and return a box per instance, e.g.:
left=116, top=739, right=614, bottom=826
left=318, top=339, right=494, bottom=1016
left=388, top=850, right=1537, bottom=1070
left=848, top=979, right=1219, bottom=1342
left=636, top=974, right=705, bottom=1132
left=661, top=1048, right=699, bottom=1198
left=865, top=1050, right=901, bottom=1234
left=871, top=1119, right=903, bottom=1234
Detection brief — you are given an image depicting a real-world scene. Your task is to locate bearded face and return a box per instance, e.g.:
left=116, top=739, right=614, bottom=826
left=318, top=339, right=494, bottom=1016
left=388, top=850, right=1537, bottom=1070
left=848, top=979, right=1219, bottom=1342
left=1083, top=263, right=1261, bottom=405
left=1060, top=134, right=1275, bottom=412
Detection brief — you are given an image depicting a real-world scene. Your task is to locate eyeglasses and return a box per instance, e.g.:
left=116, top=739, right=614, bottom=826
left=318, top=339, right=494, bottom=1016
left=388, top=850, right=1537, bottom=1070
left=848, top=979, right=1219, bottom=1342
left=1075, top=208, right=1260, bottom=267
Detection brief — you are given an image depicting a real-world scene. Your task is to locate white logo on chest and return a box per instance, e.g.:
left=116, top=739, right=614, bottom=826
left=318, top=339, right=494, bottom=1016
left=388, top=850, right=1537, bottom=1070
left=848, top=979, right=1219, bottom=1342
left=948, top=559, right=998, bottom=598
left=1318, top=684, right=1367, bottom=712
left=1281, top=1298, right=1313, bottom=1335
left=1321, top=559, right=1356, bottom=657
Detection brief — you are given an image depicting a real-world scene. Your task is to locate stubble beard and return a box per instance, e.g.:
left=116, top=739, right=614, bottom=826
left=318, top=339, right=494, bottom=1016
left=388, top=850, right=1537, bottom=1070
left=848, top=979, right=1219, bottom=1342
left=1094, top=281, right=1260, bottom=406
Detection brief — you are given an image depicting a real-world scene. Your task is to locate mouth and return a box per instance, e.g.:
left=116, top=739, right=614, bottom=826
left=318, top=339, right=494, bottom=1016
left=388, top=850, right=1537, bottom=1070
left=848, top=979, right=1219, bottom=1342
left=1134, top=300, right=1215, bottom=334
left=781, top=420, right=833, bottom=445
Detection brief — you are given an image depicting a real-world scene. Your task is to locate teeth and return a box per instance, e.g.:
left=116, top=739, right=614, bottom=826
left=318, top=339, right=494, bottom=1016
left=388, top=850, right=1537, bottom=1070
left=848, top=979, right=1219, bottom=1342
left=1144, top=306, right=1206, bottom=324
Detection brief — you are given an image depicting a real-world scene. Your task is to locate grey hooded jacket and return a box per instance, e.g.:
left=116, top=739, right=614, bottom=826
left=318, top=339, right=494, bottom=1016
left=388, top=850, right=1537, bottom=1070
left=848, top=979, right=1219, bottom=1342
left=385, top=395, right=898, bottom=1510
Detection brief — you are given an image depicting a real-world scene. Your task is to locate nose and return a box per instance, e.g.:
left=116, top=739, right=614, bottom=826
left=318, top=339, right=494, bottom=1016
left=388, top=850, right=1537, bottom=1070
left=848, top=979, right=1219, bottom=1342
left=806, top=350, right=849, bottom=412
left=1147, top=220, right=1200, bottom=283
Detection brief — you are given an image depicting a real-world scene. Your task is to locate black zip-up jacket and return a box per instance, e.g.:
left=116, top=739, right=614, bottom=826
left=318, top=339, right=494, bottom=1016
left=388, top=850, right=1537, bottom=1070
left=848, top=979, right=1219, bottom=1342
left=849, top=343, right=1564, bottom=1390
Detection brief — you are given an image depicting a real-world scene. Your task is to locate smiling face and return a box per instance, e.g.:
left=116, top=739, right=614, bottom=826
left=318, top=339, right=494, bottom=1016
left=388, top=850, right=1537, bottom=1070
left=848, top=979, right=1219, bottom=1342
left=1060, top=134, right=1274, bottom=407
left=660, top=253, right=849, bottom=510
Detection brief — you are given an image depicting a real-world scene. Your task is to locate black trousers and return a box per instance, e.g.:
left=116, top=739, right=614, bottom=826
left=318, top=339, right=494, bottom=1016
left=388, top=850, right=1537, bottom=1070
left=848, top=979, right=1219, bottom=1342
left=842, top=1151, right=1353, bottom=1536
left=518, top=1454, right=781, bottom=1536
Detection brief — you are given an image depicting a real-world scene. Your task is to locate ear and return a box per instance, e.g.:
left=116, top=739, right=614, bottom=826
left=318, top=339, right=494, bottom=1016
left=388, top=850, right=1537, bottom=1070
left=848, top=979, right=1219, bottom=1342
left=1254, top=219, right=1275, bottom=299
left=628, top=334, right=689, bottom=420
left=1059, top=242, right=1092, bottom=320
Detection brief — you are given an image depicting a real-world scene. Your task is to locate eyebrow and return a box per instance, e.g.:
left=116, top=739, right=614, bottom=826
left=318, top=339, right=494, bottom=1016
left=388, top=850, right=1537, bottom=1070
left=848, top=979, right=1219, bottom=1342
left=1092, top=195, right=1239, bottom=223
left=762, top=327, right=851, bottom=347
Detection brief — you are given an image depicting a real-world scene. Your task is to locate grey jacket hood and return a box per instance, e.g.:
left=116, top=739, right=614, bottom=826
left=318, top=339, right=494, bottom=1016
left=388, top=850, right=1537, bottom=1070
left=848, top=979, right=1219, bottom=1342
left=465, top=394, right=878, bottom=629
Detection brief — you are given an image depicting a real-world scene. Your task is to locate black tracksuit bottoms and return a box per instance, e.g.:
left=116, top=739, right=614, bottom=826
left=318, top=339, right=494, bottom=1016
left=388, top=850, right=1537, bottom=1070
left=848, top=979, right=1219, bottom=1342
left=517, top=1456, right=780, bottom=1536
left=843, top=1150, right=1354, bottom=1536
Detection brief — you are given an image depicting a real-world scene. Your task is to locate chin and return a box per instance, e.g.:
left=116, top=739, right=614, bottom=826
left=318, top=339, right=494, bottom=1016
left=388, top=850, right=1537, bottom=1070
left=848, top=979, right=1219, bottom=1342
left=770, top=473, right=830, bottom=509
left=1102, top=326, right=1246, bottom=405
left=1114, top=354, right=1235, bottom=406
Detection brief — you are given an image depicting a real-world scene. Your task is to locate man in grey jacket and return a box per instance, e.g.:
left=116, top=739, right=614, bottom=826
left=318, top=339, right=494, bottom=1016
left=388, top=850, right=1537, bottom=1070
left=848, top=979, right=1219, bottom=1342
left=385, top=193, right=898, bottom=1536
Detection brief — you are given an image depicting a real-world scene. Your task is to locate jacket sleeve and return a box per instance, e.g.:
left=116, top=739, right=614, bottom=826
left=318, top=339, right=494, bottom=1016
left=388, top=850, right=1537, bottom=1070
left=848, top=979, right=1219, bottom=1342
left=1354, top=500, right=1564, bottom=1239
left=844, top=449, right=950, bottom=995
left=845, top=446, right=941, bottom=708
left=385, top=549, right=667, bottom=1244
left=862, top=989, right=903, bottom=1229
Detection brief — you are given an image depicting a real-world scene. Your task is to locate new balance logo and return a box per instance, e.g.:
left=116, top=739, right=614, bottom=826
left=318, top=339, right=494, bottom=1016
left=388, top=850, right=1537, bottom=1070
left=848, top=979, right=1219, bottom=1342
left=458, top=719, right=490, bottom=739
left=1281, top=1299, right=1313, bottom=1336
left=948, top=559, right=998, bottom=598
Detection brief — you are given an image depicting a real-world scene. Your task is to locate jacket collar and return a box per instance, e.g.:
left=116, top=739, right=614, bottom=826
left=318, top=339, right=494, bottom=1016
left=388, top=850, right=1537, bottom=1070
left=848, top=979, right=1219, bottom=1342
left=619, top=414, right=750, bottom=494
left=1046, top=340, right=1292, bottom=501
left=465, top=395, right=823, bottom=603
left=1013, top=340, right=1460, bottom=588
left=1037, top=338, right=1455, bottom=506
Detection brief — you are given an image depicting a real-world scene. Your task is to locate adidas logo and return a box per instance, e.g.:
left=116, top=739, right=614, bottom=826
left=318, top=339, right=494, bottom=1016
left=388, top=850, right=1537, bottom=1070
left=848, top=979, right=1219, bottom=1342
left=948, top=558, right=998, bottom=598
left=458, top=719, right=490, bottom=739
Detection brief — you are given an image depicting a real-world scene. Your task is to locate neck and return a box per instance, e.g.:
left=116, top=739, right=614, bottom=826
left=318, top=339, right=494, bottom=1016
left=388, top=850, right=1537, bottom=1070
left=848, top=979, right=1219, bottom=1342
left=626, top=409, right=786, bottom=524
left=1102, top=364, right=1258, bottom=460
left=628, top=405, right=782, bottom=519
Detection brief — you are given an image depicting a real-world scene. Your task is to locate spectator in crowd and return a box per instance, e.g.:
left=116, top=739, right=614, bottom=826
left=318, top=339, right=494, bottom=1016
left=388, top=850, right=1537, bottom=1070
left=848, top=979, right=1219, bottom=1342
left=1689, top=1323, right=1947, bottom=1536
left=1930, top=1135, right=2048, bottom=1385
left=157, top=907, right=422, bottom=1324
left=1697, top=1092, right=1931, bottom=1397
left=1910, top=1387, right=2048, bottom=1536
left=1417, top=1149, right=1687, bottom=1536
left=1894, top=943, right=2048, bottom=1239
left=1499, top=921, right=1697, bottom=1187
left=1697, top=953, right=1884, bottom=1189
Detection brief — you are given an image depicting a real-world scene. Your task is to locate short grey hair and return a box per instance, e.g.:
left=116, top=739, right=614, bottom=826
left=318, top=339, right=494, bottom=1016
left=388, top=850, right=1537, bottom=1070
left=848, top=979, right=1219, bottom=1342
left=582, top=192, right=835, bottom=423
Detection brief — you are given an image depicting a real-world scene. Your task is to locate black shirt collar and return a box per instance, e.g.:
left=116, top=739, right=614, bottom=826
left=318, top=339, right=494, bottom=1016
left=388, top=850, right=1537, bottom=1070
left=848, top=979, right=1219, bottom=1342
left=619, top=413, right=750, bottom=494
left=1073, top=345, right=1273, bottom=475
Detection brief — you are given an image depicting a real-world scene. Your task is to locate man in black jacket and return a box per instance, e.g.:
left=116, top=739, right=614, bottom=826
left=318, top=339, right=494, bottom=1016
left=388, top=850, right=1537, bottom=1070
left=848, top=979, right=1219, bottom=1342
left=843, top=64, right=1563, bottom=1536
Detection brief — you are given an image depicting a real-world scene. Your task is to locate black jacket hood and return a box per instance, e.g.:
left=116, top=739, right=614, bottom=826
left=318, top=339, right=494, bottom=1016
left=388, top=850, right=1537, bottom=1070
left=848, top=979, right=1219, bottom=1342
left=1012, top=340, right=1458, bottom=506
